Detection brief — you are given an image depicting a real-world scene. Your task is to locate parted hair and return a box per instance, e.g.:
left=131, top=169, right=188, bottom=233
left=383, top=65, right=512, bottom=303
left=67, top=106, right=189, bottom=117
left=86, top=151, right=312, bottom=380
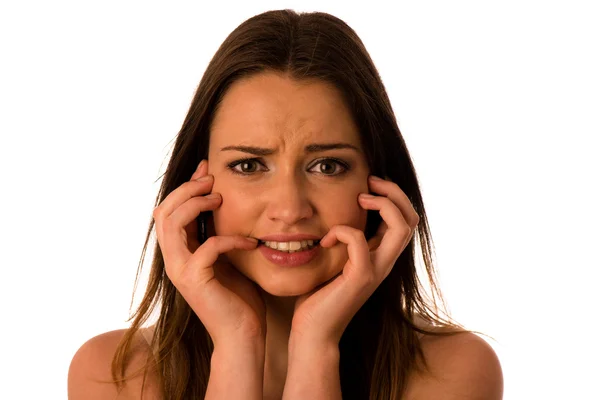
left=110, top=8, right=472, bottom=399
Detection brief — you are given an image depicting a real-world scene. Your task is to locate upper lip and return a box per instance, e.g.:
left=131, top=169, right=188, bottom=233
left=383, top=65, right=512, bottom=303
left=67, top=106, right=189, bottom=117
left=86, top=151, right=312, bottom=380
left=257, top=233, right=322, bottom=242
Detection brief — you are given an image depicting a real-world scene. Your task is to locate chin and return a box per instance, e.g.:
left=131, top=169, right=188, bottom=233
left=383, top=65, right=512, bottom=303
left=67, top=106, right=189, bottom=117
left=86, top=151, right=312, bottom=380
left=256, top=281, right=317, bottom=297
left=252, top=268, right=340, bottom=297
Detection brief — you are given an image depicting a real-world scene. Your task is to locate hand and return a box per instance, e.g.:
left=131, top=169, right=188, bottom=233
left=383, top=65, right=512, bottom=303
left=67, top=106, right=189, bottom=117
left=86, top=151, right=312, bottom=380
left=289, top=175, right=420, bottom=346
left=153, top=159, right=266, bottom=346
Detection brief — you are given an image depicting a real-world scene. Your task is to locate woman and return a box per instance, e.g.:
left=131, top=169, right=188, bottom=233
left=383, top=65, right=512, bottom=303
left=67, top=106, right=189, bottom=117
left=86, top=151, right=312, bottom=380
left=68, top=9, right=502, bottom=400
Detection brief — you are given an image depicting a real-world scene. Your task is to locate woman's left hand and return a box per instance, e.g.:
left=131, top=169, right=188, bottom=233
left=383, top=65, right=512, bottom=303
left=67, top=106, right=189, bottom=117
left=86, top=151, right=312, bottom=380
left=289, top=175, right=420, bottom=347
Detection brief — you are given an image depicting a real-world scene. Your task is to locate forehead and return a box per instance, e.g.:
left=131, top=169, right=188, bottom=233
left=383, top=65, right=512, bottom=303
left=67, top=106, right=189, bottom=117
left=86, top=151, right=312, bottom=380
left=209, top=71, right=361, bottom=151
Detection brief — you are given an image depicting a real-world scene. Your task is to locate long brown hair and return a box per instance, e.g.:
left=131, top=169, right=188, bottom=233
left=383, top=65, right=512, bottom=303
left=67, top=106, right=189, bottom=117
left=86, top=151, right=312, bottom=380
left=110, top=9, right=476, bottom=399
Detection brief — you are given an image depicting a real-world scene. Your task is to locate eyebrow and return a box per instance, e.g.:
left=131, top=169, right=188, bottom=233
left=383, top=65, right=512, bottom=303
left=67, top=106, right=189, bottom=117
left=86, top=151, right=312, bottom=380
left=220, top=142, right=361, bottom=155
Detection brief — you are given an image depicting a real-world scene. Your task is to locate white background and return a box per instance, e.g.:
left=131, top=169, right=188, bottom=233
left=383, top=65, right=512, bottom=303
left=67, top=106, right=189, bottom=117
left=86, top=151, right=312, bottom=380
left=1, top=1, right=598, bottom=399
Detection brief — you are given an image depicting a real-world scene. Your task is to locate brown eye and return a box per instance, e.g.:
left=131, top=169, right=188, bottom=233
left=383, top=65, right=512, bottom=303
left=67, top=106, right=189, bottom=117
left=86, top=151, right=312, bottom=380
left=239, top=161, right=257, bottom=173
left=309, top=158, right=349, bottom=176
left=319, top=160, right=337, bottom=174
left=227, top=158, right=266, bottom=175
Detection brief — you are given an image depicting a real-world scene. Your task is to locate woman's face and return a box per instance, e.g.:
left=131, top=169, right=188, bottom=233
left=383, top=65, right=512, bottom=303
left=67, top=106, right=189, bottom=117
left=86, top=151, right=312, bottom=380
left=207, top=71, right=370, bottom=296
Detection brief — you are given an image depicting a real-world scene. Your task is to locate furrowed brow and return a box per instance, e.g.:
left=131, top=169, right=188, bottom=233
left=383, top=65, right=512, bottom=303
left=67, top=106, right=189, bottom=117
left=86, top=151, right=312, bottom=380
left=304, top=143, right=360, bottom=153
left=220, top=142, right=360, bottom=155
left=220, top=146, right=274, bottom=156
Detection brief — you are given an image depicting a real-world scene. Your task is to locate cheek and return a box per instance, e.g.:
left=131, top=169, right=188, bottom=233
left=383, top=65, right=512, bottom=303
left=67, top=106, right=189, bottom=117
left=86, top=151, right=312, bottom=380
left=320, top=186, right=368, bottom=230
left=211, top=180, right=255, bottom=236
left=211, top=176, right=369, bottom=234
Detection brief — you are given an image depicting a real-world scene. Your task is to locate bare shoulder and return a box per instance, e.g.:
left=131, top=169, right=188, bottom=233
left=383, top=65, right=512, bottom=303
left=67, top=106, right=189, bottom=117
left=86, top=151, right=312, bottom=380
left=68, top=328, right=160, bottom=400
left=404, top=331, right=504, bottom=399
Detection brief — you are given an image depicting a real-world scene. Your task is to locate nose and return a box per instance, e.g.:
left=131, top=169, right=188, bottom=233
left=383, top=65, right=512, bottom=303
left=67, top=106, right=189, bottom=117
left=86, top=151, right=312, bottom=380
left=264, top=172, right=314, bottom=226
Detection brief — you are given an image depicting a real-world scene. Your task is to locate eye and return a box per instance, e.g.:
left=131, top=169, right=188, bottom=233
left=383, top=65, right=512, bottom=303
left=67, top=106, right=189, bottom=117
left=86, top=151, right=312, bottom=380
left=309, top=158, right=350, bottom=176
left=227, top=158, right=266, bottom=175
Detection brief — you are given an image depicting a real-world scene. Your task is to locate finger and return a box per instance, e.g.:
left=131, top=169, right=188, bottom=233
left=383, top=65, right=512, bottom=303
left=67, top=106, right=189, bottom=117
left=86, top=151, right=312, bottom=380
left=187, top=236, right=258, bottom=285
left=153, top=159, right=209, bottom=222
left=160, top=193, right=222, bottom=268
left=358, top=194, right=411, bottom=276
left=320, top=225, right=373, bottom=286
left=368, top=176, right=420, bottom=229
left=190, top=159, right=208, bottom=181
left=189, top=160, right=210, bottom=241
left=153, top=175, right=214, bottom=223
left=367, top=219, right=387, bottom=251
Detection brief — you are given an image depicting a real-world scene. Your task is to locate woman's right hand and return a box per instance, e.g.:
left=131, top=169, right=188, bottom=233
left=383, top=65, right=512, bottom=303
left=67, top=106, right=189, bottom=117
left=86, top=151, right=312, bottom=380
left=153, top=159, right=265, bottom=346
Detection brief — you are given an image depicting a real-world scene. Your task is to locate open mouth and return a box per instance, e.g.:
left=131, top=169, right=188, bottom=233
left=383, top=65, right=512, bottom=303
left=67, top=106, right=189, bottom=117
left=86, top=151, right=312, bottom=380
left=258, top=239, right=321, bottom=253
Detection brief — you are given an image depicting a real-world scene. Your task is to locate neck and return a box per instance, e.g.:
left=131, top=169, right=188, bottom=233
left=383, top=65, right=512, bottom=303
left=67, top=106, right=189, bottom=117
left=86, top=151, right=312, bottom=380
left=262, top=290, right=296, bottom=323
left=262, top=290, right=296, bottom=353
left=260, top=290, right=297, bottom=397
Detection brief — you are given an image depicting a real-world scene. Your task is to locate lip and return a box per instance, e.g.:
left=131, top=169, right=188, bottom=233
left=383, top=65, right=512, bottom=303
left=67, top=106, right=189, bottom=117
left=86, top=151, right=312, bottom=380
left=258, top=244, right=321, bottom=267
left=257, top=233, right=322, bottom=242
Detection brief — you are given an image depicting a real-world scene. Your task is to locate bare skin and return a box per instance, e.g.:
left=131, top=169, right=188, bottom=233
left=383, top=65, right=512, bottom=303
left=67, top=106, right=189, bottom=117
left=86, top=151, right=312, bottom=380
left=68, top=71, right=503, bottom=399
left=200, top=71, right=416, bottom=398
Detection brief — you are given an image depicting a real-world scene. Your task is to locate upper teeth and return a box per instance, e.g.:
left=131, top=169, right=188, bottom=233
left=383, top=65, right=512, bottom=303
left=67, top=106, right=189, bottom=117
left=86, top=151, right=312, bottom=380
left=263, top=240, right=317, bottom=251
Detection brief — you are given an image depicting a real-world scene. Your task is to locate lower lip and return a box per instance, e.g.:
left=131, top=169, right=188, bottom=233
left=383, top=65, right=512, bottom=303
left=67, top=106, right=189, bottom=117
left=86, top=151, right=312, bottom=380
left=258, top=244, right=321, bottom=267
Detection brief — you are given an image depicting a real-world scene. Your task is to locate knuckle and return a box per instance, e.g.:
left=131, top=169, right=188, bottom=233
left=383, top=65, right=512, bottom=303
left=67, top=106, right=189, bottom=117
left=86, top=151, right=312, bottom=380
left=413, top=214, right=420, bottom=228
left=163, top=262, right=174, bottom=279
left=400, top=224, right=412, bottom=237
left=351, top=228, right=365, bottom=242
left=204, top=236, right=218, bottom=247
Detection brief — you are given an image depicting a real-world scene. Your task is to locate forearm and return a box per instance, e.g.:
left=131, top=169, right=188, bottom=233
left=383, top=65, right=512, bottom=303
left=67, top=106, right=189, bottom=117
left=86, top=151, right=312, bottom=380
left=282, top=338, right=342, bottom=400
left=205, top=339, right=265, bottom=399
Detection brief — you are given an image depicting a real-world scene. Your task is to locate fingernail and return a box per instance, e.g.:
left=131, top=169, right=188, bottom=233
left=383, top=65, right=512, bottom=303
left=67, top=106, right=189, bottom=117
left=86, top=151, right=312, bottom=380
left=369, top=175, right=383, bottom=181
left=196, top=159, right=206, bottom=170
left=246, top=237, right=258, bottom=244
left=360, top=193, right=375, bottom=199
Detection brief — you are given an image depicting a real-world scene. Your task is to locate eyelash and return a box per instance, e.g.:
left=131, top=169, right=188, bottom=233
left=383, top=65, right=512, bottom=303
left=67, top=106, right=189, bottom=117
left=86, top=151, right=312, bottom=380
left=226, top=157, right=351, bottom=177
